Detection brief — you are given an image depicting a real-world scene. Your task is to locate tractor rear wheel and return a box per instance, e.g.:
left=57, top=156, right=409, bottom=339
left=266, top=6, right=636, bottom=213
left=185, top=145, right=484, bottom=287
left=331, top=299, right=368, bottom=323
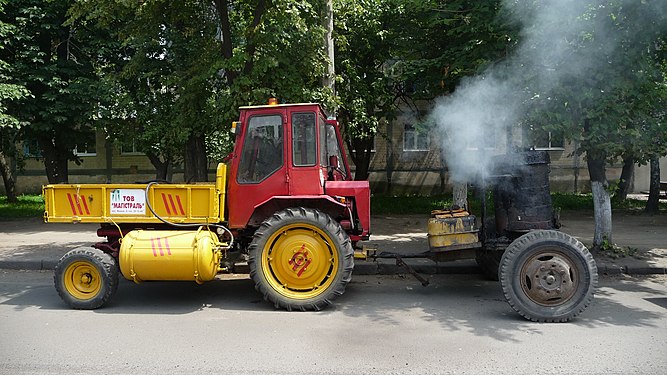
left=248, top=207, right=354, bottom=311
left=499, top=230, right=597, bottom=322
left=54, top=247, right=119, bottom=309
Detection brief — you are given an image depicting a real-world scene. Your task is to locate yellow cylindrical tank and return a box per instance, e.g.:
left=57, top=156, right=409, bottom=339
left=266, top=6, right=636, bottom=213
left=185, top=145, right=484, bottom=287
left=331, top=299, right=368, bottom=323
left=119, top=229, right=222, bottom=284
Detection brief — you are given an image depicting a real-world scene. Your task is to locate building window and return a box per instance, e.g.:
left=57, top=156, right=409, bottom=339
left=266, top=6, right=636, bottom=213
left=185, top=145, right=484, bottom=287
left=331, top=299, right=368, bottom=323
left=119, top=140, right=144, bottom=155
left=403, top=124, right=429, bottom=151
left=23, top=138, right=41, bottom=158
left=74, top=129, right=97, bottom=156
left=526, top=126, right=564, bottom=150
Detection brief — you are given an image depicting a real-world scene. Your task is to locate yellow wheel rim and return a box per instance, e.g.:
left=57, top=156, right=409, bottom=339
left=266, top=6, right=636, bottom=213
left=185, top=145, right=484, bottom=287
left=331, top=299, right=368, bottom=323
left=63, top=261, right=102, bottom=300
left=261, top=223, right=339, bottom=300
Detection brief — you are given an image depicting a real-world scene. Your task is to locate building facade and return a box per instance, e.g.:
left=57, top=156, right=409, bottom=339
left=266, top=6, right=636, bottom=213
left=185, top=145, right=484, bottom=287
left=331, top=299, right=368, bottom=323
left=3, top=120, right=664, bottom=196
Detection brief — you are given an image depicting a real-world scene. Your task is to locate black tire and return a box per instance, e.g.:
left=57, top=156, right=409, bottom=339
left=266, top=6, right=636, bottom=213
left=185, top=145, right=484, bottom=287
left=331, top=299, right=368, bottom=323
left=499, top=230, right=597, bottom=322
left=475, top=249, right=503, bottom=281
left=248, top=207, right=354, bottom=311
left=54, top=247, right=119, bottom=309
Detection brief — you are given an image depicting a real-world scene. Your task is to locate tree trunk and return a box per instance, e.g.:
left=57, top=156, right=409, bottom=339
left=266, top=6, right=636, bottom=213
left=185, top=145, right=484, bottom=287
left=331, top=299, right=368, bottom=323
left=645, top=155, right=660, bottom=214
left=346, top=137, right=373, bottom=181
left=614, top=155, right=634, bottom=201
left=453, top=182, right=467, bottom=210
left=0, top=150, right=18, bottom=203
left=184, top=134, right=208, bottom=182
left=587, top=156, right=612, bottom=248
left=321, top=0, right=335, bottom=94
left=38, top=134, right=69, bottom=184
left=213, top=0, right=268, bottom=85
left=146, top=152, right=171, bottom=181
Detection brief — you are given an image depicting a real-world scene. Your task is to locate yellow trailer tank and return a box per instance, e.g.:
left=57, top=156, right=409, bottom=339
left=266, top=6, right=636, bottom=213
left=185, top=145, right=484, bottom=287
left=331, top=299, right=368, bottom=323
left=119, top=229, right=223, bottom=284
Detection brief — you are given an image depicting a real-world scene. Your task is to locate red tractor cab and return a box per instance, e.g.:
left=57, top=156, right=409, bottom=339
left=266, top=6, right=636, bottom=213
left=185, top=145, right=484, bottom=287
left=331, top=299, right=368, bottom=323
left=226, top=102, right=370, bottom=310
left=227, top=102, right=370, bottom=242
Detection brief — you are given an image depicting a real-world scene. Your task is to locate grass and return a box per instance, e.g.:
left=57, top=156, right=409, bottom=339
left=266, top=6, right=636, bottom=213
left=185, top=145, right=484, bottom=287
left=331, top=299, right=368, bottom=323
left=371, top=194, right=454, bottom=215
left=373, top=192, right=666, bottom=215
left=0, top=195, right=45, bottom=219
left=371, top=193, right=488, bottom=215
left=551, top=193, right=667, bottom=211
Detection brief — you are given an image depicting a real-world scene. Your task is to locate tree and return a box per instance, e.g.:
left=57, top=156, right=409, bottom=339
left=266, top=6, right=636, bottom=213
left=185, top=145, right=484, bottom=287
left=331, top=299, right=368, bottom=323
left=333, top=0, right=401, bottom=181
left=1, top=0, right=99, bottom=184
left=521, top=1, right=667, bottom=247
left=0, top=0, right=30, bottom=201
left=73, top=0, right=332, bottom=181
left=334, top=0, right=517, bottom=181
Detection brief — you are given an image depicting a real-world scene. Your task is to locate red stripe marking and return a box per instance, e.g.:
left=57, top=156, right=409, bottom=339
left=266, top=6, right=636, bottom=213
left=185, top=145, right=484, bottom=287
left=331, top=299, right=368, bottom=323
left=161, top=193, right=171, bottom=215
left=66, top=194, right=77, bottom=215
left=80, top=196, right=90, bottom=215
left=73, top=195, right=84, bottom=215
left=168, top=195, right=178, bottom=216
left=151, top=238, right=157, bottom=257
left=165, top=237, right=171, bottom=255
left=157, top=237, right=164, bottom=256
left=175, top=195, right=185, bottom=215
left=297, top=258, right=312, bottom=277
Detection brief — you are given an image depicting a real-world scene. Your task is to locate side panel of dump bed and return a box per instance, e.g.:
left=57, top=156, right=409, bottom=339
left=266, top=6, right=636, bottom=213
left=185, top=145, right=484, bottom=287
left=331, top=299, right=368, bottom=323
left=43, top=183, right=223, bottom=224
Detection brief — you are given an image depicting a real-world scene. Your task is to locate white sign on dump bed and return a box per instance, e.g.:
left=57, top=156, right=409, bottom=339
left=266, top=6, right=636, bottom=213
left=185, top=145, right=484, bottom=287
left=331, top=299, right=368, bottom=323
left=110, top=189, right=146, bottom=215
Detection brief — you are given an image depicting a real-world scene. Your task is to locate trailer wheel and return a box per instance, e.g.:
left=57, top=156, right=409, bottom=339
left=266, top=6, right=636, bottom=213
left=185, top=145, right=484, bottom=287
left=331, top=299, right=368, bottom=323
left=499, top=230, right=597, bottom=322
left=248, top=207, right=354, bottom=311
left=54, top=247, right=119, bottom=309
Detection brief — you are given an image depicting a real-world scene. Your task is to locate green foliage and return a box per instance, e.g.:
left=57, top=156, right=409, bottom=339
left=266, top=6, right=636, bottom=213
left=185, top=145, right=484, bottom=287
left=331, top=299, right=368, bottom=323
left=0, top=194, right=43, bottom=218
left=595, top=236, right=639, bottom=259
left=334, top=0, right=517, bottom=179
left=521, top=1, right=667, bottom=165
left=389, top=0, right=518, bottom=99
left=1, top=0, right=102, bottom=182
left=69, top=0, right=333, bottom=173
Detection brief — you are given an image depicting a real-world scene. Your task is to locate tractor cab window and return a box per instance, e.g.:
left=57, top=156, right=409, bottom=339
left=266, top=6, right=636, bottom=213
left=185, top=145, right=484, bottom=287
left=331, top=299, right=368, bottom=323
left=292, top=112, right=317, bottom=166
left=237, top=115, right=283, bottom=184
left=321, top=122, right=346, bottom=179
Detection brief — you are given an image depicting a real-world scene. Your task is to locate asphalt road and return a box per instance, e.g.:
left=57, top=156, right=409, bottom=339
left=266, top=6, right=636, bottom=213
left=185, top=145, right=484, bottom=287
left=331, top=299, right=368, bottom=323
left=0, top=271, right=665, bottom=375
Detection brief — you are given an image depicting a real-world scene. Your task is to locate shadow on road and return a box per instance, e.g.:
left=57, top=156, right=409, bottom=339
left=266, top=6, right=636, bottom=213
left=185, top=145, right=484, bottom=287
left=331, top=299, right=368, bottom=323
left=1, top=273, right=664, bottom=343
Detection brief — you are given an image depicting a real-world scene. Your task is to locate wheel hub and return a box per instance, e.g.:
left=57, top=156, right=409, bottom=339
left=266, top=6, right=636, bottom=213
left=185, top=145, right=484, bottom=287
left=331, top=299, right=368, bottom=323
left=263, top=224, right=338, bottom=300
left=64, top=262, right=102, bottom=300
left=521, top=252, right=578, bottom=306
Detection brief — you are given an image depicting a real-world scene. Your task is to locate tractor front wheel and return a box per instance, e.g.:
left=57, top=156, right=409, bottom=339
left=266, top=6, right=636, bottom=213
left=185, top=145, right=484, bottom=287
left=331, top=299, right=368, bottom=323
left=499, top=230, right=597, bottom=322
left=54, top=247, right=119, bottom=309
left=248, top=207, right=354, bottom=311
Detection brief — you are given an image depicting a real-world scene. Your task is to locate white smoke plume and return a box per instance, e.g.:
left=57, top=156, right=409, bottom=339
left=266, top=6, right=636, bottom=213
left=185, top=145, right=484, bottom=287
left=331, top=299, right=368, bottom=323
left=430, top=0, right=667, bottom=184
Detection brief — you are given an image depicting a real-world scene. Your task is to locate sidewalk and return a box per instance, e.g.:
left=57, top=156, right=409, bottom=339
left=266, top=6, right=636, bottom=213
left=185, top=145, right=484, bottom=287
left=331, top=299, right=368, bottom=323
left=0, top=211, right=665, bottom=275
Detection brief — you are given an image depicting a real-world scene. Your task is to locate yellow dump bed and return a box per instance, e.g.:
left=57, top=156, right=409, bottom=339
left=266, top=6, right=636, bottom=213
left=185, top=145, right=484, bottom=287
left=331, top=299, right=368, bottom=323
left=43, top=164, right=227, bottom=224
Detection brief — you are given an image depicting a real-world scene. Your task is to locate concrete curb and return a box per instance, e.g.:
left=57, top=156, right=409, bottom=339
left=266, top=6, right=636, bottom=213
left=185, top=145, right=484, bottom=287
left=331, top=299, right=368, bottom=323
left=3, top=258, right=664, bottom=276
left=0, top=260, right=57, bottom=271
left=596, top=263, right=667, bottom=276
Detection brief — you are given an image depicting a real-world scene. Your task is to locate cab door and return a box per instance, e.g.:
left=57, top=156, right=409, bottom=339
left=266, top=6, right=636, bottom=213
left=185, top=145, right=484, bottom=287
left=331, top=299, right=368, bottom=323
left=227, top=110, right=288, bottom=229
left=288, top=110, right=326, bottom=195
